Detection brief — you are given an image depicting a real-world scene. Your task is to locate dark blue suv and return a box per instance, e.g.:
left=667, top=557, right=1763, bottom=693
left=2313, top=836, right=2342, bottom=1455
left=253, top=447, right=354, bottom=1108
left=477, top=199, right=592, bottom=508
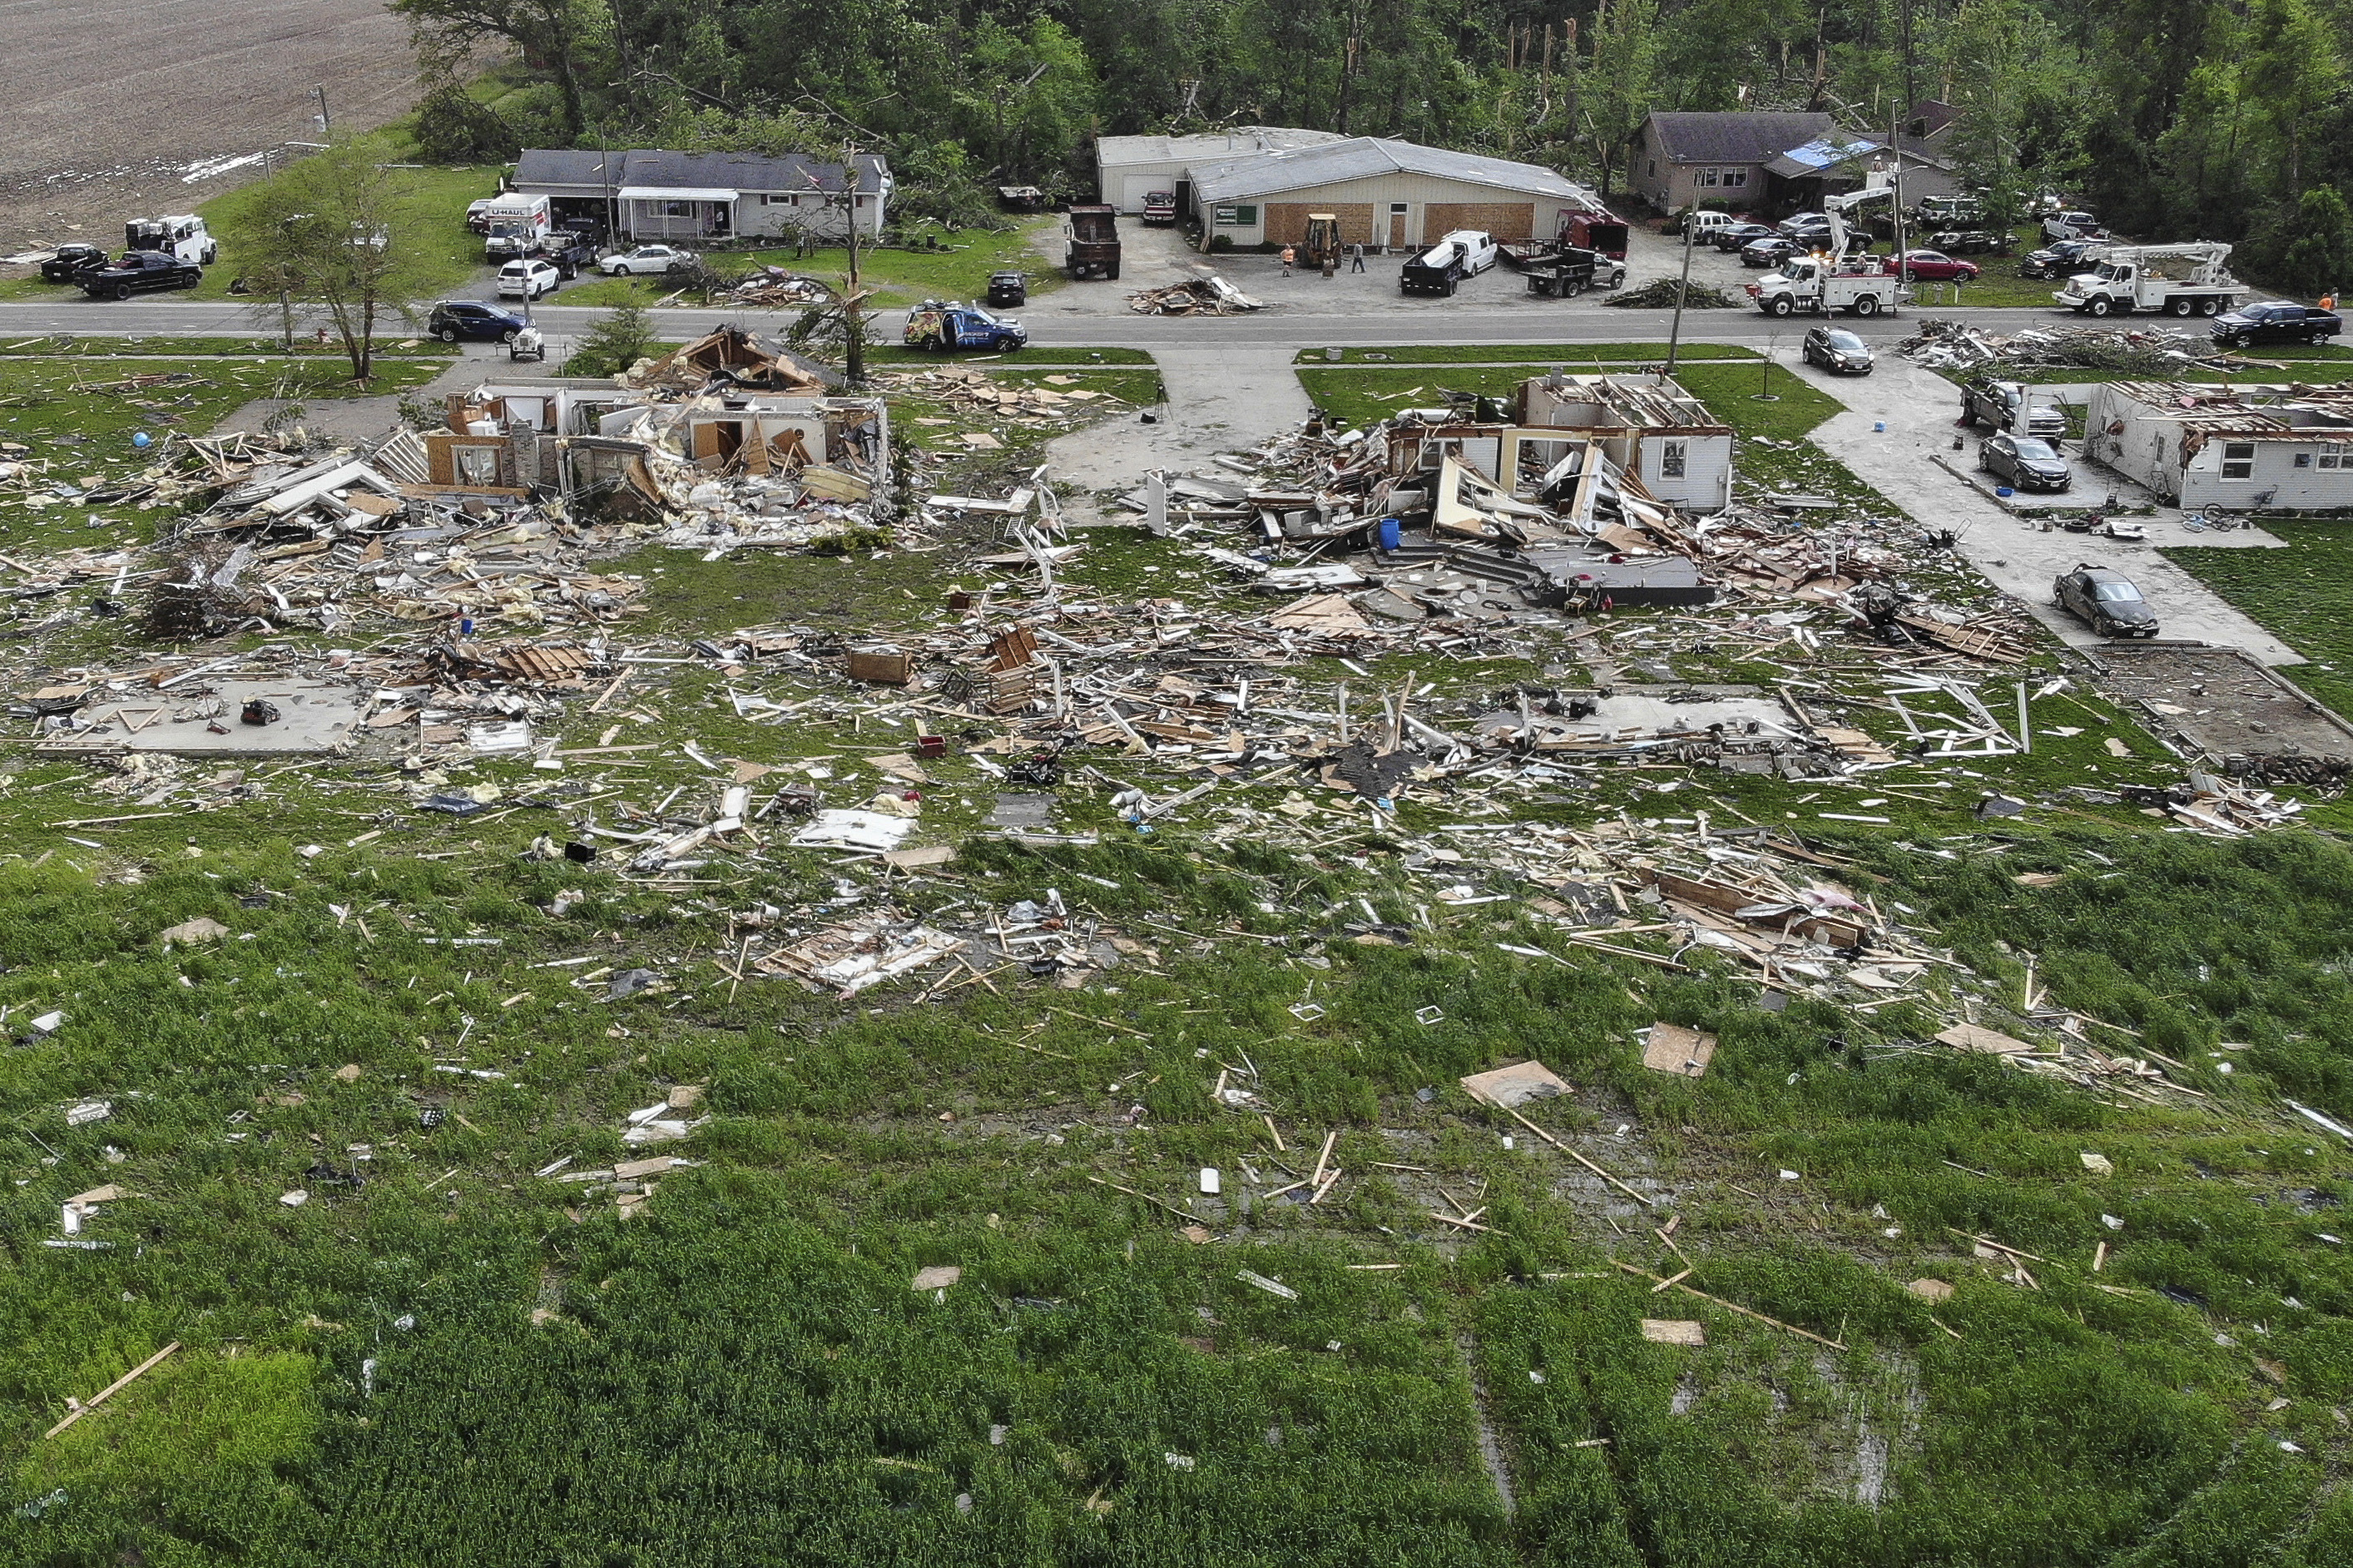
left=427, top=300, right=531, bottom=344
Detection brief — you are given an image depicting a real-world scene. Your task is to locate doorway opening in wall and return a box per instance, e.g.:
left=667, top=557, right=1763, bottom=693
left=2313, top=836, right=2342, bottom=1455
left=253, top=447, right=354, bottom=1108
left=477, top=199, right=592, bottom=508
left=1388, top=203, right=1409, bottom=251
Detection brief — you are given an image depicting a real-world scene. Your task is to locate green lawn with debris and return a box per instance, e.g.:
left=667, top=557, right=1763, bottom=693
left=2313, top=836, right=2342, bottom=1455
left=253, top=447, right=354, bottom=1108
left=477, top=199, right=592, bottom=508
left=0, top=349, right=450, bottom=554
left=559, top=222, right=1059, bottom=310
left=1296, top=344, right=1762, bottom=366
left=0, top=338, right=2351, bottom=1566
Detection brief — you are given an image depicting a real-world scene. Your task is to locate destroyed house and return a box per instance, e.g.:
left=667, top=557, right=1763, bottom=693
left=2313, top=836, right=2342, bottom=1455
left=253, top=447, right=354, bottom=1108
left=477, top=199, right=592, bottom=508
left=2081, top=381, right=2353, bottom=509
left=1515, top=373, right=1735, bottom=512
left=510, top=148, right=891, bottom=240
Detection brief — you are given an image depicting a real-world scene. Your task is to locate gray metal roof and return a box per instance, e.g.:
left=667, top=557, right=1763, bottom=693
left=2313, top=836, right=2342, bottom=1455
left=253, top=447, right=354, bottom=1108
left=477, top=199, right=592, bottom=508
left=513, top=149, right=889, bottom=197
left=1186, top=137, right=1593, bottom=205
left=1642, top=112, right=1836, bottom=166
left=1097, top=126, right=1347, bottom=171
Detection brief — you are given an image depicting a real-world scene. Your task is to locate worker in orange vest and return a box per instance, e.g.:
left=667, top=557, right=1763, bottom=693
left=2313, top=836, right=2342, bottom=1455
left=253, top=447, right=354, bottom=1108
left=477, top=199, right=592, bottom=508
left=1281, top=245, right=1295, bottom=275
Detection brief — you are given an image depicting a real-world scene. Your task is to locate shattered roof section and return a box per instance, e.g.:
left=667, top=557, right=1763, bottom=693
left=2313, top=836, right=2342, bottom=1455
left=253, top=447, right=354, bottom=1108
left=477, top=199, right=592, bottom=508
left=623, top=327, right=837, bottom=393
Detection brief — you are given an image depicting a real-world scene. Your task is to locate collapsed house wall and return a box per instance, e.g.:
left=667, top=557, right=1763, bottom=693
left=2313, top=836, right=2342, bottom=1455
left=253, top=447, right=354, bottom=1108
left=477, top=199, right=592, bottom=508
left=2083, top=380, right=2353, bottom=509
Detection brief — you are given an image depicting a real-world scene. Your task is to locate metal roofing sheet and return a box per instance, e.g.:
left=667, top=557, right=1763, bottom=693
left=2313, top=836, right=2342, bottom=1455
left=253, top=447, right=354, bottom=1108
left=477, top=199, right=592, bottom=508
left=1187, top=137, right=1593, bottom=204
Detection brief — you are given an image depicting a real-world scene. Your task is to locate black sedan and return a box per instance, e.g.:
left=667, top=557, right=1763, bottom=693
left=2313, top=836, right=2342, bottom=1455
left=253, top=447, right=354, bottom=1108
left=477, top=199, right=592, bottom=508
left=1980, top=432, right=2072, bottom=492
left=2055, top=564, right=2158, bottom=638
left=1801, top=327, right=1874, bottom=375
left=2211, top=302, right=2344, bottom=348
left=1928, top=229, right=2016, bottom=256
left=77, top=251, right=201, bottom=299
left=426, top=299, right=532, bottom=344
left=1741, top=235, right=1803, bottom=268
left=2019, top=240, right=2098, bottom=279
left=40, top=243, right=109, bottom=284
left=985, top=270, right=1028, bottom=307
left=1711, top=222, right=1777, bottom=253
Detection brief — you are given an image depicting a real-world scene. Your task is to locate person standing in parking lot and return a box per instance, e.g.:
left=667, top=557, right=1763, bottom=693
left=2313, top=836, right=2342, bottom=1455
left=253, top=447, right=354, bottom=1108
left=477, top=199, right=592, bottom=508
left=1281, top=245, right=1295, bottom=275
left=1349, top=243, right=1365, bottom=272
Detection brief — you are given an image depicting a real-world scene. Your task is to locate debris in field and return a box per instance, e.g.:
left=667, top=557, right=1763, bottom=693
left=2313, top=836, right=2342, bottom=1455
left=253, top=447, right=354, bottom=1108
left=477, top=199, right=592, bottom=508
left=2080, top=1151, right=2114, bottom=1175
left=1236, top=1269, right=1300, bottom=1300
left=1607, top=279, right=1741, bottom=309
left=911, top=1264, right=962, bottom=1291
left=1639, top=1318, right=1707, bottom=1345
left=761, top=916, right=965, bottom=996
left=1459, top=1061, right=1573, bottom=1108
left=156, top=916, right=230, bottom=947
left=1898, top=318, right=2245, bottom=378
left=1641, top=1022, right=1717, bottom=1077
left=1907, top=1279, right=1955, bottom=1302
left=63, top=1100, right=111, bottom=1126
left=42, top=1342, right=180, bottom=1440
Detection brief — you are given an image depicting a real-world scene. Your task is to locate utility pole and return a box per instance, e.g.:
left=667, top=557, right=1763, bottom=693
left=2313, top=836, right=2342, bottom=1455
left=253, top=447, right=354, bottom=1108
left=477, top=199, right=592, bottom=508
left=1665, top=218, right=1696, bottom=372
left=314, top=86, right=331, bottom=136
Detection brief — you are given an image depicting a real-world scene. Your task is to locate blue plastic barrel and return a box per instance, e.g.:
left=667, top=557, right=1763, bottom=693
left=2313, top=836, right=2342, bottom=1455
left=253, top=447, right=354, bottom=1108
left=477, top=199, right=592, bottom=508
left=1379, top=517, right=1401, bottom=551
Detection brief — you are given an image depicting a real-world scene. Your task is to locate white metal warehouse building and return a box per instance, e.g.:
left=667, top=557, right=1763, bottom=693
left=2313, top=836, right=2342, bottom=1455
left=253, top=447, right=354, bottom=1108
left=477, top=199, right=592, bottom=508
left=1093, top=127, right=1346, bottom=213
left=1174, top=137, right=1605, bottom=253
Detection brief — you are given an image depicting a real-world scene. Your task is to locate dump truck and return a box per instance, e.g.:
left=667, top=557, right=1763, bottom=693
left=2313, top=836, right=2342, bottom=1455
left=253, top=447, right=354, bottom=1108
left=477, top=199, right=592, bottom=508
left=1064, top=205, right=1121, bottom=280
left=1562, top=209, right=1629, bottom=264
left=2053, top=242, right=2240, bottom=318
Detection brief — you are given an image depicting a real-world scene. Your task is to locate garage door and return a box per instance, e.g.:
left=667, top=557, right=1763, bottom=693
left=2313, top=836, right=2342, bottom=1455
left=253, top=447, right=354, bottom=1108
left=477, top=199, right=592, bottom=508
left=1264, top=202, right=1376, bottom=247
left=1423, top=202, right=1537, bottom=243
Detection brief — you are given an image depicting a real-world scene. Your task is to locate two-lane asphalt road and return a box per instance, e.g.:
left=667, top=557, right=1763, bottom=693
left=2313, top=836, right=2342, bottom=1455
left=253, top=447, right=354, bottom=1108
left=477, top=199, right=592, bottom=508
left=0, top=298, right=2073, bottom=352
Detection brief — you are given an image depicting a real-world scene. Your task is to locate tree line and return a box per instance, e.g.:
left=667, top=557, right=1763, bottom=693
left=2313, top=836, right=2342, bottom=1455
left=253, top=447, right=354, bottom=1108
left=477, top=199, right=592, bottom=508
left=391, top=0, right=2353, bottom=289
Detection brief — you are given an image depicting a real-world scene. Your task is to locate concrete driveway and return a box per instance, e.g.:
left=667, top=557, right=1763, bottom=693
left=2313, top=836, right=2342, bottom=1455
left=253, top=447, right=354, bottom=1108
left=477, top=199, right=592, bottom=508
left=1797, top=351, right=2305, bottom=665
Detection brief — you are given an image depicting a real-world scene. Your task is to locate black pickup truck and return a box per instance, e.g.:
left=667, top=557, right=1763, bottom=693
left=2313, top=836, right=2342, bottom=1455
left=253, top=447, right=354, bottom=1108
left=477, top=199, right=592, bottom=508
left=79, top=251, right=202, bottom=299
left=41, top=243, right=110, bottom=284
left=543, top=231, right=600, bottom=279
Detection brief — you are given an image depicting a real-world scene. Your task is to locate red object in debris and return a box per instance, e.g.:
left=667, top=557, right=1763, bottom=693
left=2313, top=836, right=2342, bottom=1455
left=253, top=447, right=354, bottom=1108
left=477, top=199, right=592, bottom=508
left=916, top=735, right=947, bottom=758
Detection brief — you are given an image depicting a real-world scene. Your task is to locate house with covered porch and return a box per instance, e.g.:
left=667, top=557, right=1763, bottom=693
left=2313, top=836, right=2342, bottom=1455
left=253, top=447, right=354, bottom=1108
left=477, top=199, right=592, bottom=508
left=510, top=149, right=891, bottom=243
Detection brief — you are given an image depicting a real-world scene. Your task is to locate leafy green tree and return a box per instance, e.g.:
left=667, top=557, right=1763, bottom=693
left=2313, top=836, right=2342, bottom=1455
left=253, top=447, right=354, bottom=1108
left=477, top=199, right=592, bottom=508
left=411, top=82, right=523, bottom=164
left=1585, top=0, right=1662, bottom=197
left=2278, top=184, right=2353, bottom=297
left=225, top=138, right=437, bottom=383
left=562, top=301, right=659, bottom=378
left=2246, top=0, right=2346, bottom=196
left=389, top=0, right=610, bottom=137
left=949, top=17, right=1101, bottom=181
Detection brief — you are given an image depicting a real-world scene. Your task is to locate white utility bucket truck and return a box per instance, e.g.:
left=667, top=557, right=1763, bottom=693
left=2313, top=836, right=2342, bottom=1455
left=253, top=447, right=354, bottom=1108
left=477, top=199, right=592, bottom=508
left=1748, top=173, right=1910, bottom=318
left=2054, top=242, right=2241, bottom=317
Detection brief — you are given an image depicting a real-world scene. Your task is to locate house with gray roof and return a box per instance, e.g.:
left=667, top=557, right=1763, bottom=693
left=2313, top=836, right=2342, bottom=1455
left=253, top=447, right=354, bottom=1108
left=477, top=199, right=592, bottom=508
left=1176, top=136, right=1607, bottom=253
left=510, top=148, right=890, bottom=242
left=1627, top=111, right=1956, bottom=215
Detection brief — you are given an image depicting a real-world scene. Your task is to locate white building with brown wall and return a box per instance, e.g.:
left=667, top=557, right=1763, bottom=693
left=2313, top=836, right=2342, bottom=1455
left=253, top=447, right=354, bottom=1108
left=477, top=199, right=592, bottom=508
left=1180, top=137, right=1606, bottom=253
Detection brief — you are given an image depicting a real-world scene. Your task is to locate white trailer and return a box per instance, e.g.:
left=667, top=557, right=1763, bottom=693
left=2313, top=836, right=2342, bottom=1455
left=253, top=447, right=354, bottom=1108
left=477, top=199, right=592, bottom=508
left=125, top=215, right=216, bottom=265
left=2055, top=243, right=2240, bottom=317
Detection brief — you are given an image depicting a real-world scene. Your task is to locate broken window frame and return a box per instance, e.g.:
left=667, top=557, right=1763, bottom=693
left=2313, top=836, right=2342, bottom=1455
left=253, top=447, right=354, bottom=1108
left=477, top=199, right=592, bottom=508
left=1659, top=439, right=1688, bottom=478
left=2221, top=441, right=2257, bottom=480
